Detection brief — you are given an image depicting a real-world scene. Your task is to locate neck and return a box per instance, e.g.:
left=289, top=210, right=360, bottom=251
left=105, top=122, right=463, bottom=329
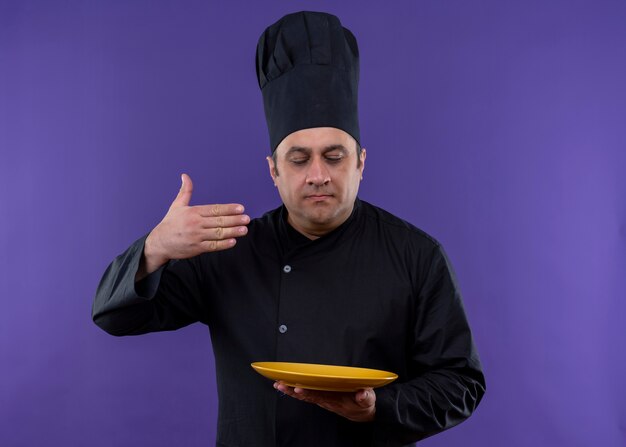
left=285, top=203, right=355, bottom=240
left=286, top=214, right=327, bottom=240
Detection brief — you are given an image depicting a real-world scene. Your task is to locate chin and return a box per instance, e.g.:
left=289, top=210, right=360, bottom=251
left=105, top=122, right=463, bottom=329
left=305, top=207, right=343, bottom=226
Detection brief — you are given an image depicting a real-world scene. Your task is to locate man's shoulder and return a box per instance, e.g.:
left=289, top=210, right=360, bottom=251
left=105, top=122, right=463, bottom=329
left=249, top=205, right=283, bottom=230
left=242, top=205, right=284, bottom=246
left=358, top=199, right=440, bottom=248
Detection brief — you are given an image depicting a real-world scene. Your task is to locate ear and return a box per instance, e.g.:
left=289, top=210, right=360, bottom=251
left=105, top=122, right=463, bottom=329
left=266, top=155, right=278, bottom=185
left=359, top=148, right=367, bottom=178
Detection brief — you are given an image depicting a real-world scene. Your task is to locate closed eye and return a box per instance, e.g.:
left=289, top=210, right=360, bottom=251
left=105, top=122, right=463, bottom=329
left=325, top=155, right=344, bottom=163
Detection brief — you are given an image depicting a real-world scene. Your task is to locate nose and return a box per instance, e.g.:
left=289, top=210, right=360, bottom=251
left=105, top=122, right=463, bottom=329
left=306, top=157, right=330, bottom=186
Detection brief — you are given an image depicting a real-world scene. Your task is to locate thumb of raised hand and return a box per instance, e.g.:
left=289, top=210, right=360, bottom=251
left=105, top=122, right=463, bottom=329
left=170, top=173, right=193, bottom=209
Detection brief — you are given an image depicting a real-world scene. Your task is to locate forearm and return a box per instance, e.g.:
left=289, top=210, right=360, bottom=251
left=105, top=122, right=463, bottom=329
left=372, top=366, right=486, bottom=444
left=92, top=235, right=158, bottom=334
left=92, top=235, right=201, bottom=336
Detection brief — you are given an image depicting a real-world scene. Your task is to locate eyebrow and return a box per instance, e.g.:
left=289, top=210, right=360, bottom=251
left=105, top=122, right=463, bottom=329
left=285, top=145, right=348, bottom=156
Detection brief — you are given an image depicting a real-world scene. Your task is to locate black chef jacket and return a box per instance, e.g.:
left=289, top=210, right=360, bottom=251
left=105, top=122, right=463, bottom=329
left=93, top=198, right=485, bottom=446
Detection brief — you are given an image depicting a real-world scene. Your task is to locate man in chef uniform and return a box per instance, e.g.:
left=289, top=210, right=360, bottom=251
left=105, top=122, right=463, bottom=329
left=93, top=11, right=485, bottom=446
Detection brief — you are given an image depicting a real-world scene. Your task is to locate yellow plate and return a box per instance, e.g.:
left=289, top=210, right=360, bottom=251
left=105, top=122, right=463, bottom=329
left=251, top=362, right=398, bottom=392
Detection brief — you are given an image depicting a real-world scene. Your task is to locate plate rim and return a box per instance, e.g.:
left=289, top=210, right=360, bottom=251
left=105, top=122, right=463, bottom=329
left=250, top=361, right=398, bottom=381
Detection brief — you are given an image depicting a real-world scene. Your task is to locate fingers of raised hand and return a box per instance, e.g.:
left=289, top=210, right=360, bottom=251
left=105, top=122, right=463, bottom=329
left=201, top=224, right=248, bottom=242
left=197, top=211, right=249, bottom=241
left=159, top=204, right=249, bottom=256
left=196, top=203, right=246, bottom=218
left=178, top=205, right=248, bottom=234
left=201, top=213, right=250, bottom=230
left=198, top=238, right=238, bottom=253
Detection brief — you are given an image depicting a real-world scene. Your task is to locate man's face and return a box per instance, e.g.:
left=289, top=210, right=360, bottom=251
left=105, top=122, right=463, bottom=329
left=267, top=127, right=366, bottom=239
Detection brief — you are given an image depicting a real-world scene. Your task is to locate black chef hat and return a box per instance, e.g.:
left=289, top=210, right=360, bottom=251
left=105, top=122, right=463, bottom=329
left=256, top=11, right=360, bottom=153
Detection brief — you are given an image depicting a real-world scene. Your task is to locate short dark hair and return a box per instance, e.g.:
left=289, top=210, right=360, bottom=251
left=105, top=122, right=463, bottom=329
left=271, top=140, right=362, bottom=176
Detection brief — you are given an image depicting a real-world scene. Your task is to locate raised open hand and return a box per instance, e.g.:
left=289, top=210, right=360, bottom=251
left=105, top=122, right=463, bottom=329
left=138, top=173, right=249, bottom=277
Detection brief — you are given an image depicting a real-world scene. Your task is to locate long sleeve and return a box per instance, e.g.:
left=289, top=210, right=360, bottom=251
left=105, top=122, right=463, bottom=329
left=92, top=235, right=208, bottom=336
left=371, top=243, right=486, bottom=445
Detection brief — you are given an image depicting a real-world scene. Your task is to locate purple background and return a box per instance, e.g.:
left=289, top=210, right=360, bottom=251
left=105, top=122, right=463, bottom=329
left=1, top=1, right=625, bottom=445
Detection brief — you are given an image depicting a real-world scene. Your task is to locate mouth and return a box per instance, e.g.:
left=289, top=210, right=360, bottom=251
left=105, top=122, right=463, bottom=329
left=305, top=194, right=333, bottom=201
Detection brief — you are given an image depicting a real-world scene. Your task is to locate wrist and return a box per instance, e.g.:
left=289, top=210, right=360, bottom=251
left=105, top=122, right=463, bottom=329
left=143, top=232, right=169, bottom=273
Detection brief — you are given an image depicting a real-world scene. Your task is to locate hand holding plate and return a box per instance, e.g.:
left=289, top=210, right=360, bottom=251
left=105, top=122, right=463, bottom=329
left=274, top=381, right=376, bottom=422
